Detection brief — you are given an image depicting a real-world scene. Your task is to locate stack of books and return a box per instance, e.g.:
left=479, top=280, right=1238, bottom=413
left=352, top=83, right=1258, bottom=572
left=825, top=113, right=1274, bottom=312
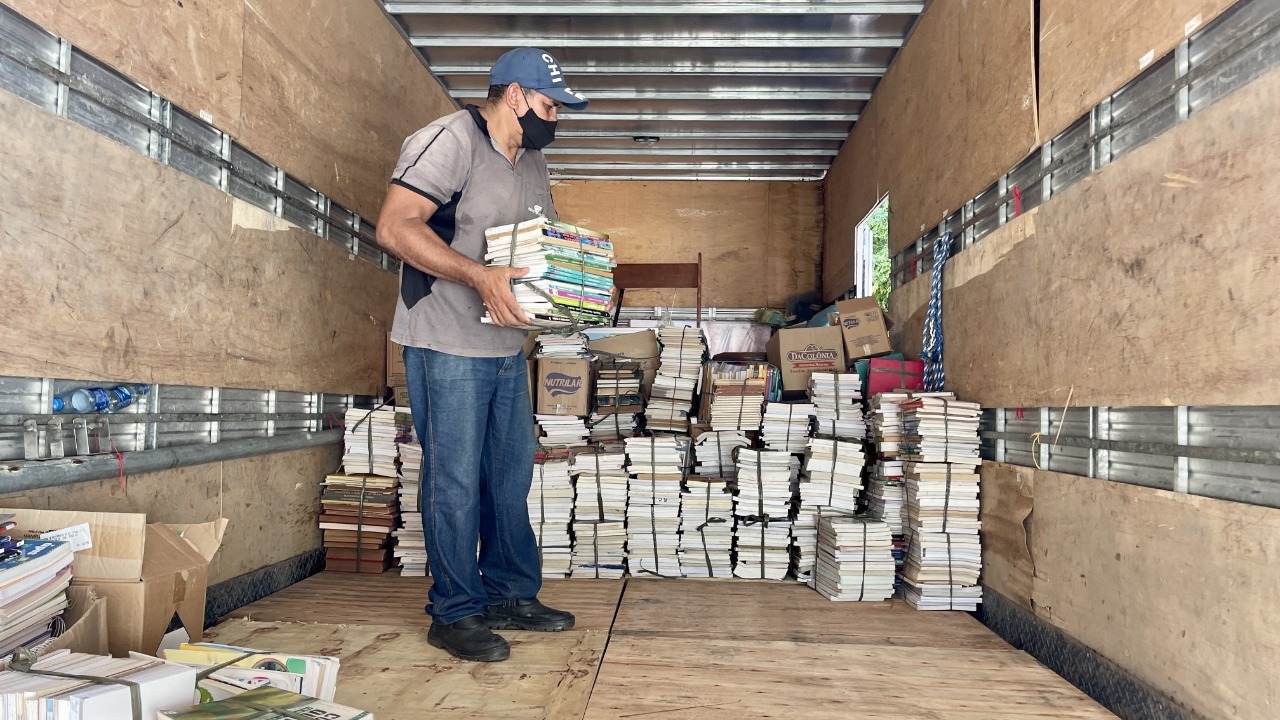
left=813, top=517, right=897, bottom=602
left=808, top=373, right=866, bottom=440
left=0, top=650, right=197, bottom=717
left=624, top=437, right=687, bottom=577
left=320, top=473, right=398, bottom=574
left=535, top=331, right=589, bottom=358
left=800, top=438, right=865, bottom=513
left=591, top=361, right=643, bottom=440
left=865, top=460, right=907, bottom=537
left=868, top=392, right=910, bottom=456
left=536, top=414, right=589, bottom=446
left=342, top=407, right=399, bottom=477
left=732, top=450, right=796, bottom=580
left=569, top=447, right=629, bottom=578
left=530, top=449, right=575, bottom=578
left=691, top=430, right=749, bottom=480
left=0, top=528, right=73, bottom=657
left=569, top=521, right=627, bottom=579
left=483, top=217, right=615, bottom=329
left=648, top=327, right=705, bottom=433
left=760, top=402, right=815, bottom=453
left=162, top=687, right=370, bottom=719
left=680, top=478, right=735, bottom=578
left=394, top=432, right=427, bottom=577
left=162, top=641, right=340, bottom=701
left=900, top=393, right=984, bottom=611
left=700, top=362, right=771, bottom=432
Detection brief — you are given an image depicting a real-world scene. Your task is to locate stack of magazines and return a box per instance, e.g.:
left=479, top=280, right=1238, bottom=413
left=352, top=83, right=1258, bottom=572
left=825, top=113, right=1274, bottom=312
left=483, top=217, right=615, bottom=330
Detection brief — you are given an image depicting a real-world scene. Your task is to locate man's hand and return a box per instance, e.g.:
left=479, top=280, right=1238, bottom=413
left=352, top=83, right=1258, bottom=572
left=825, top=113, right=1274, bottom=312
left=474, top=265, right=531, bottom=328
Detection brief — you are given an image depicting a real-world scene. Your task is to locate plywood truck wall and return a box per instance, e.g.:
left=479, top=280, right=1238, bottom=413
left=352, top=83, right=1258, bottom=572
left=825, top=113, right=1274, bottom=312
left=821, top=1, right=1280, bottom=717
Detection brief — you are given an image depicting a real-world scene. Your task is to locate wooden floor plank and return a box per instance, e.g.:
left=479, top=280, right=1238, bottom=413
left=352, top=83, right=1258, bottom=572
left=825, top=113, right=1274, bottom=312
left=205, top=618, right=607, bottom=720
left=228, top=572, right=623, bottom=632
left=616, top=578, right=1009, bottom=648
left=583, top=636, right=1118, bottom=720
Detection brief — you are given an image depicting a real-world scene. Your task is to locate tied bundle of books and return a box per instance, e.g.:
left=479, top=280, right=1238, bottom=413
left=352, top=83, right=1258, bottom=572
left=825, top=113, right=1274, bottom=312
left=535, top=331, right=589, bottom=358
left=0, top=520, right=74, bottom=657
left=394, top=433, right=427, bottom=577
left=162, top=641, right=340, bottom=702
left=529, top=449, right=574, bottom=578
left=320, top=473, right=398, bottom=574
left=900, top=394, right=982, bottom=464
left=801, top=438, right=865, bottom=513
left=569, top=446, right=628, bottom=578
left=591, top=361, right=643, bottom=440
left=813, top=517, right=896, bottom=602
left=808, top=373, right=866, bottom=440
left=680, top=479, right=734, bottom=578
left=624, top=437, right=687, bottom=577
left=868, top=392, right=910, bottom=457
left=732, top=450, right=797, bottom=580
left=760, top=402, right=815, bottom=454
left=342, top=407, right=399, bottom=477
left=161, top=686, right=371, bottom=719
left=648, top=327, right=706, bottom=433
left=699, top=362, right=771, bottom=432
left=901, top=532, right=983, bottom=611
left=865, top=460, right=906, bottom=537
left=483, top=217, right=615, bottom=330
left=904, top=462, right=981, bottom=535
left=535, top=414, right=589, bottom=447
left=0, top=649, right=197, bottom=718
left=692, top=430, right=749, bottom=480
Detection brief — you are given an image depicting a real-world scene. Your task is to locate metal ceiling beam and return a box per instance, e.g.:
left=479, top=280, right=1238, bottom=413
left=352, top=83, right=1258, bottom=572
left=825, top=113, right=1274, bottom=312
left=429, top=64, right=891, bottom=77
left=547, top=162, right=830, bottom=170
left=544, top=147, right=839, bottom=156
left=410, top=35, right=904, bottom=49
left=555, top=129, right=851, bottom=140
left=448, top=88, right=872, bottom=101
left=386, top=2, right=925, bottom=15
left=562, top=111, right=859, bottom=121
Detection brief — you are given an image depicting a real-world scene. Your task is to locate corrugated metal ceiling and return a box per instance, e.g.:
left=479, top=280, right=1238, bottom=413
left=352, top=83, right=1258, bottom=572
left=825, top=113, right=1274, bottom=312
left=380, top=1, right=925, bottom=181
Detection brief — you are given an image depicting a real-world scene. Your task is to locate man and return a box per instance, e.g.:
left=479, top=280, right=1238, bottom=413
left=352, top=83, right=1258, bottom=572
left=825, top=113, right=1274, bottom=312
left=375, top=48, right=588, bottom=662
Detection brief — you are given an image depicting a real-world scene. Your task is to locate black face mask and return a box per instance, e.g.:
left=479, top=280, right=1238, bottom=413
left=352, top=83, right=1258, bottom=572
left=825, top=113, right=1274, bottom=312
left=516, top=106, right=557, bottom=150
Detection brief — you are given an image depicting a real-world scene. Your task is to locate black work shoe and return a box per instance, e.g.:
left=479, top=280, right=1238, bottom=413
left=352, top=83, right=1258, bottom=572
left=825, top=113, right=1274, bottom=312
left=427, top=615, right=511, bottom=662
left=484, top=598, right=576, bottom=632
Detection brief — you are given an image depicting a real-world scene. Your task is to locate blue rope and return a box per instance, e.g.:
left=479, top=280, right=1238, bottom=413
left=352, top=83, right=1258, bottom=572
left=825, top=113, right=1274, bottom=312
left=921, top=231, right=951, bottom=392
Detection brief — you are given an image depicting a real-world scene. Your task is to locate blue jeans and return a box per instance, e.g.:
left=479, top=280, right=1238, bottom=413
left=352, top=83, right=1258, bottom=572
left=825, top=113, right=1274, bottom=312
left=402, top=346, right=541, bottom=624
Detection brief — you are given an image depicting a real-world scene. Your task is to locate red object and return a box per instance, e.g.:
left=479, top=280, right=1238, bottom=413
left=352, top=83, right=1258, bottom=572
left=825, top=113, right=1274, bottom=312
left=867, top=358, right=925, bottom=395
left=1011, top=185, right=1023, bottom=217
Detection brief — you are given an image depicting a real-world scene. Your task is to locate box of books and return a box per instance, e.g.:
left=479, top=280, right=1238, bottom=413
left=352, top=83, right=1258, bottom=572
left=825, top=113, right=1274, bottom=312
left=765, top=326, right=846, bottom=392
left=537, top=358, right=594, bottom=416
left=835, top=297, right=891, bottom=361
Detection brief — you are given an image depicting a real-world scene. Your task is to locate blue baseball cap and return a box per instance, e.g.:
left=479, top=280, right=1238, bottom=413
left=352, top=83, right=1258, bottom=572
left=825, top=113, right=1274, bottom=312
left=489, top=47, right=589, bottom=111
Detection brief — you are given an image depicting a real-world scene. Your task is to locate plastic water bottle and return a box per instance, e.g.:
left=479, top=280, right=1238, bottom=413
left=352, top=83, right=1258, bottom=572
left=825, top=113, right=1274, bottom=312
left=52, top=383, right=151, bottom=414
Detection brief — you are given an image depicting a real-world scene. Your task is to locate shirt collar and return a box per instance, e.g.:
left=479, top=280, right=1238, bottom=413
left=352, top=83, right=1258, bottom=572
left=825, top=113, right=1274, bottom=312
left=466, top=104, right=525, bottom=164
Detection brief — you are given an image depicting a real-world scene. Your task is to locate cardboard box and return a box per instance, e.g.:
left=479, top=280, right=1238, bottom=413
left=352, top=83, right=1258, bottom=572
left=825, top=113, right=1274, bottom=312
left=866, top=357, right=925, bottom=395
left=536, top=358, right=593, bottom=416
left=765, top=326, right=846, bottom=392
left=387, top=334, right=407, bottom=387
left=36, top=585, right=110, bottom=658
left=391, top=386, right=411, bottom=408
left=1, top=509, right=227, bottom=658
left=835, top=297, right=892, bottom=361
left=586, top=330, right=660, bottom=398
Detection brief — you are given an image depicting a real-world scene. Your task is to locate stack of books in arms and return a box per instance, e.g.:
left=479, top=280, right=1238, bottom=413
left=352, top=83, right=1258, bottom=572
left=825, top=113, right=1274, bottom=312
left=342, top=407, right=399, bottom=477
left=320, top=474, right=399, bottom=574
left=732, top=450, right=796, bottom=580
left=648, top=328, right=705, bottom=433
left=700, top=362, right=771, bottom=433
left=624, top=437, right=687, bottom=577
left=0, top=649, right=196, bottom=717
left=393, top=412, right=427, bottom=577
left=0, top=518, right=74, bottom=657
left=483, top=218, right=615, bottom=330
left=568, top=448, right=628, bottom=579
left=529, top=449, right=574, bottom=578
left=161, top=641, right=342, bottom=704
left=808, top=373, right=866, bottom=441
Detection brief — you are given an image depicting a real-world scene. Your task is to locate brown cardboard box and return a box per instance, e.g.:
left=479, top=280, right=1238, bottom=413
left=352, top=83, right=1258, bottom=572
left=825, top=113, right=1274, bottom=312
left=35, top=586, right=110, bottom=658
left=586, top=330, right=660, bottom=398
left=835, top=297, right=892, bottom=360
left=1, top=509, right=227, bottom=657
left=392, top=386, right=411, bottom=408
left=387, top=334, right=407, bottom=387
left=536, top=358, right=594, bottom=416
left=765, top=326, right=846, bottom=392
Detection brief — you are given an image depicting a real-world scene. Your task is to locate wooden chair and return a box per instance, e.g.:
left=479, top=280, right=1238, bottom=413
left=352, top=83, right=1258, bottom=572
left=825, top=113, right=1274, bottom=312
left=610, top=252, right=703, bottom=327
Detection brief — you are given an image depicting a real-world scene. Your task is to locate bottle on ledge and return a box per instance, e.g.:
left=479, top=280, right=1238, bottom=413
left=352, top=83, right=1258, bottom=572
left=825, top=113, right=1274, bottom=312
left=52, top=383, right=151, bottom=414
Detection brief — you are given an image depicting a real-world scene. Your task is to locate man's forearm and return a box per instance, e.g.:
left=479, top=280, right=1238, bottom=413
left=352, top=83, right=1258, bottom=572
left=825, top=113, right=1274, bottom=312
left=383, top=218, right=484, bottom=288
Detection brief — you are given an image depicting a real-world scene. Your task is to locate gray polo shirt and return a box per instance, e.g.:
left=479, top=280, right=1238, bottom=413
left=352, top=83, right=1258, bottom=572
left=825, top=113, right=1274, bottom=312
left=388, top=106, right=557, bottom=357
